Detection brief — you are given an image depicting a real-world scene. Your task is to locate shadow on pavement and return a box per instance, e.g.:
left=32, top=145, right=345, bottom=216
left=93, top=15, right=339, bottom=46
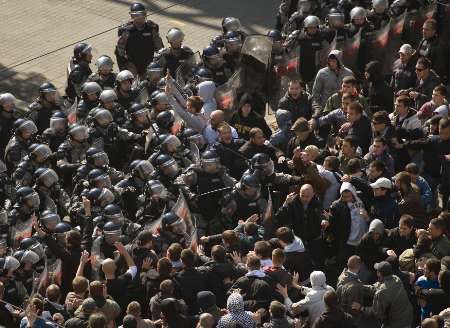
left=107, top=0, right=277, bottom=34
left=0, top=63, right=46, bottom=104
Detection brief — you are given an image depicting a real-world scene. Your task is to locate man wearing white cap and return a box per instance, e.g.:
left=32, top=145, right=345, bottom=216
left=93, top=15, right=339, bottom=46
left=390, top=44, right=417, bottom=93
left=370, top=177, right=399, bottom=229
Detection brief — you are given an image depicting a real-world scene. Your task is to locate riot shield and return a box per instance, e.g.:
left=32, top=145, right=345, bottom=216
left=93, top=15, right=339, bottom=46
left=175, top=51, right=202, bottom=87
left=341, top=30, right=361, bottom=74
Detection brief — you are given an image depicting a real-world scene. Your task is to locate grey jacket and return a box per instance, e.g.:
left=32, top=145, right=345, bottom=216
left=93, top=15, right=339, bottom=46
left=312, top=50, right=353, bottom=112
left=362, top=275, right=413, bottom=328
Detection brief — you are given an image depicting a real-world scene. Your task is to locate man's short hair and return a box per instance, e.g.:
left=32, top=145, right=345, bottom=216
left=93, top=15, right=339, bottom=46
left=417, top=57, right=432, bottom=70
left=181, top=249, right=195, bottom=268
left=249, top=127, right=263, bottom=139
left=254, top=241, right=272, bottom=259
left=276, top=227, right=295, bottom=244
left=343, top=76, right=357, bottom=86
left=348, top=101, right=363, bottom=114
left=399, top=214, right=414, bottom=228
left=434, top=85, right=447, bottom=97
left=270, top=301, right=286, bottom=319
left=396, top=94, right=412, bottom=108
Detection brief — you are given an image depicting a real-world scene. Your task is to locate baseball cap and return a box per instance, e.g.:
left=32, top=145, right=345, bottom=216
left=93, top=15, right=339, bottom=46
left=374, top=261, right=393, bottom=276
left=370, top=177, right=392, bottom=189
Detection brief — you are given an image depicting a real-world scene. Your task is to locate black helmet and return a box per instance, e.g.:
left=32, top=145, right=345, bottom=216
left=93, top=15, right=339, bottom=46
left=155, top=154, right=179, bottom=178
left=151, top=91, right=169, bottom=107
left=20, top=237, right=45, bottom=260
left=30, top=144, right=52, bottom=163
left=36, top=168, right=59, bottom=188
left=40, top=210, right=61, bottom=232
left=201, top=150, right=221, bottom=173
left=128, top=103, right=148, bottom=117
left=15, top=119, right=38, bottom=138
left=251, top=153, right=274, bottom=176
left=103, top=221, right=122, bottom=242
left=224, top=31, right=241, bottom=42
left=180, top=128, right=205, bottom=148
left=49, top=111, right=68, bottom=132
left=238, top=173, right=261, bottom=200
left=161, top=212, right=186, bottom=234
left=73, top=42, right=92, bottom=60
left=202, top=45, right=220, bottom=59
left=146, top=62, right=163, bottom=79
left=13, top=249, right=40, bottom=265
left=104, top=204, right=124, bottom=222
left=130, top=2, right=146, bottom=15
left=98, top=188, right=115, bottom=208
left=39, top=82, right=57, bottom=94
left=87, top=148, right=109, bottom=168
left=54, top=222, right=72, bottom=234
left=195, top=67, right=213, bottom=82
left=160, top=134, right=182, bottom=154
left=87, top=187, right=102, bottom=203
left=82, top=82, right=102, bottom=97
left=156, top=111, right=175, bottom=130
left=267, top=30, right=282, bottom=41
left=222, top=17, right=241, bottom=32
left=88, top=169, right=111, bottom=188
left=93, top=109, right=114, bottom=127
left=69, top=124, right=89, bottom=142
left=16, top=187, right=40, bottom=209
left=145, top=179, right=165, bottom=199
left=132, top=160, right=154, bottom=180
left=328, top=8, right=345, bottom=27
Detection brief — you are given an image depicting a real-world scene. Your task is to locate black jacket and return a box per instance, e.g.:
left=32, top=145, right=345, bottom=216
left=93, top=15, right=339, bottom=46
left=348, top=115, right=372, bottom=154
left=274, top=197, right=323, bottom=243
left=173, top=267, right=206, bottom=315
left=229, top=275, right=275, bottom=311
left=231, top=110, right=272, bottom=140
left=312, top=308, right=356, bottom=328
left=278, top=92, right=313, bottom=122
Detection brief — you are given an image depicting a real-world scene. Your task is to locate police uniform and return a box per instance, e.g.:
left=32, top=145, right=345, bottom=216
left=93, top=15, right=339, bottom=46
left=66, top=59, right=92, bottom=101
left=27, top=100, right=62, bottom=134
left=155, top=46, right=194, bottom=78
left=115, top=21, right=164, bottom=75
left=87, top=72, right=117, bottom=90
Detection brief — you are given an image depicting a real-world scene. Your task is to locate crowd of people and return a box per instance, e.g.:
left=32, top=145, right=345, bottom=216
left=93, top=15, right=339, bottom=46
left=2, top=0, right=450, bottom=327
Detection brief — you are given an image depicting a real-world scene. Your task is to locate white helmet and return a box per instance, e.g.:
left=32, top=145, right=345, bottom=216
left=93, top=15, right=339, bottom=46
left=350, top=6, right=367, bottom=20
left=304, top=15, right=320, bottom=28
left=166, top=28, right=185, bottom=43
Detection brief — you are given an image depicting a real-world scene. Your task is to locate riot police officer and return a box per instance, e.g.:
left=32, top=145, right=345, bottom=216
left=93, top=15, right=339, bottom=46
left=116, top=159, right=154, bottom=220
left=0, top=255, right=22, bottom=306
left=156, top=212, right=190, bottom=255
left=152, top=153, right=183, bottom=197
left=7, top=187, right=40, bottom=248
left=93, top=89, right=126, bottom=126
left=34, top=168, right=70, bottom=216
left=220, top=173, right=267, bottom=229
left=66, top=43, right=93, bottom=102
left=0, top=93, right=21, bottom=160
left=367, top=0, right=391, bottom=30
left=155, top=134, right=192, bottom=168
left=56, top=124, right=90, bottom=189
left=266, top=29, right=288, bottom=110
left=115, top=2, right=164, bottom=78
left=28, top=82, right=62, bottom=134
left=76, top=82, right=102, bottom=124
left=12, top=249, right=40, bottom=295
left=179, top=127, right=207, bottom=152
left=136, top=179, right=174, bottom=225
left=114, top=70, right=141, bottom=110
left=88, top=109, right=143, bottom=168
left=285, top=15, right=328, bottom=86
left=200, top=45, right=231, bottom=85
left=4, top=119, right=38, bottom=173
left=39, top=210, right=61, bottom=234
left=124, top=102, right=151, bottom=134
left=282, top=0, right=318, bottom=34
left=143, top=62, right=164, bottom=99
left=177, top=150, right=236, bottom=235
left=155, top=28, right=194, bottom=76
left=13, top=143, right=53, bottom=187
left=323, top=8, right=349, bottom=45
left=222, top=31, right=242, bottom=73
left=148, top=91, right=170, bottom=122
left=347, top=6, right=374, bottom=75
left=42, top=111, right=68, bottom=152
left=87, top=55, right=117, bottom=90
left=74, top=147, right=123, bottom=190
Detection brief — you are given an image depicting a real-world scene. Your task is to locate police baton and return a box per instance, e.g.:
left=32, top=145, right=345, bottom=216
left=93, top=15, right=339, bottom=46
left=197, top=186, right=233, bottom=198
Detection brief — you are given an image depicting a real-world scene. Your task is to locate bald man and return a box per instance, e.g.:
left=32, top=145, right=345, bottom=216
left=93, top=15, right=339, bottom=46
left=274, top=184, right=325, bottom=269
left=336, top=255, right=364, bottom=324
left=203, top=110, right=238, bottom=144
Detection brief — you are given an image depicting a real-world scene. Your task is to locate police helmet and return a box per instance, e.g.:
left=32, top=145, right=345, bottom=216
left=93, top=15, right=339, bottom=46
left=40, top=210, right=61, bottom=232
left=69, top=124, right=89, bottom=142
left=36, top=168, right=59, bottom=188
left=304, top=15, right=320, bottom=28
left=54, top=222, right=72, bottom=234
left=49, top=111, right=68, bottom=132
left=267, top=30, right=283, bottom=41
left=93, top=109, right=114, bottom=127
left=30, top=144, right=52, bottom=163
left=116, top=70, right=134, bottom=83
left=82, top=82, right=102, bottom=96
left=156, top=110, right=175, bottom=130
left=95, top=55, right=114, bottom=71
left=350, top=6, right=367, bottom=20
left=222, top=17, right=241, bottom=32
left=73, top=42, right=92, bottom=59
left=166, top=28, right=185, bottom=44
left=99, top=89, right=118, bottom=103
left=39, top=82, right=57, bottom=94
left=130, top=2, right=146, bottom=15
left=133, top=160, right=154, bottom=180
